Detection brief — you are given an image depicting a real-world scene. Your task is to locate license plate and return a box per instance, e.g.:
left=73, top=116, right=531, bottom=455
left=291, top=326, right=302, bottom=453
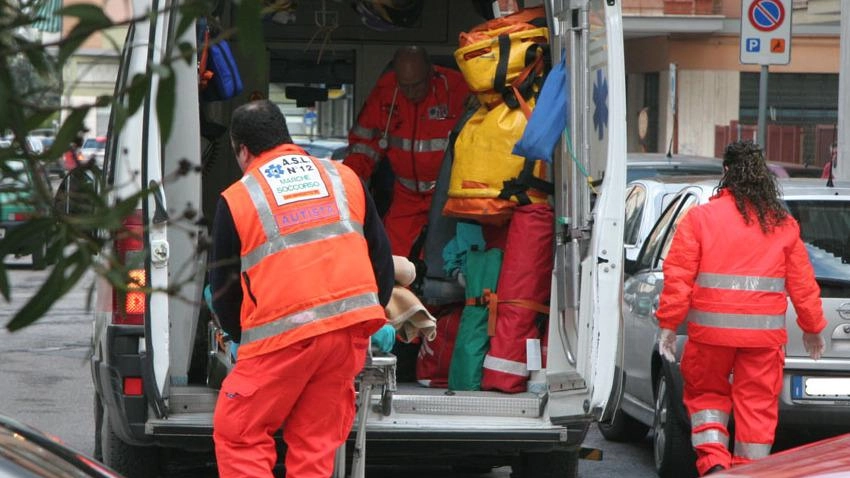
left=792, top=376, right=850, bottom=399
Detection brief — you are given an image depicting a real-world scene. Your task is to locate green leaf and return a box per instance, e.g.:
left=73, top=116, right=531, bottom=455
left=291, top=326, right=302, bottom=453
left=0, top=264, right=10, bottom=302
left=51, top=108, right=89, bottom=158
left=128, top=73, right=147, bottom=116
left=6, top=248, right=92, bottom=331
left=57, top=4, right=112, bottom=24
left=156, top=66, right=176, bottom=144
left=235, top=0, right=266, bottom=79
left=0, top=218, right=52, bottom=257
left=56, top=6, right=114, bottom=64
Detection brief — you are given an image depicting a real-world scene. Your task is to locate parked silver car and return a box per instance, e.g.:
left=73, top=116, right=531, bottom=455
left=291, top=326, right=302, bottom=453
left=623, top=176, right=720, bottom=263
left=603, top=178, right=850, bottom=477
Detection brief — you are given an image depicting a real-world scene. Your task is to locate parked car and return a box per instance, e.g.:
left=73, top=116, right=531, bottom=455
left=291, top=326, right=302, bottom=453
left=768, top=161, right=823, bottom=179
left=0, top=157, right=53, bottom=269
left=623, top=176, right=720, bottom=262
left=0, top=414, right=122, bottom=477
left=626, top=153, right=724, bottom=183
left=604, top=178, right=850, bottom=477
left=713, top=432, right=850, bottom=477
left=80, top=136, right=107, bottom=169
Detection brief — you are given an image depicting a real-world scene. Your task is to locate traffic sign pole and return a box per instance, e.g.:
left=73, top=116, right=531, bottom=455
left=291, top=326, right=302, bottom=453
left=758, top=65, right=768, bottom=149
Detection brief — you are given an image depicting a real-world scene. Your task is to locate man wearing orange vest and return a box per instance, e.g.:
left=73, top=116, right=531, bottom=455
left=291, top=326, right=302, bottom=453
left=655, top=140, right=826, bottom=476
left=344, top=46, right=469, bottom=257
left=210, top=100, right=394, bottom=478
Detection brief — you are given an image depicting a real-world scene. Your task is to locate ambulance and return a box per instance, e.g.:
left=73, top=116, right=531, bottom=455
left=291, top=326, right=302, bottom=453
left=89, top=1, right=628, bottom=476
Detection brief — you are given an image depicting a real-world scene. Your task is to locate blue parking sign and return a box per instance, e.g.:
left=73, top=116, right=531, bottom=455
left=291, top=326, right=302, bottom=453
left=746, top=38, right=760, bottom=52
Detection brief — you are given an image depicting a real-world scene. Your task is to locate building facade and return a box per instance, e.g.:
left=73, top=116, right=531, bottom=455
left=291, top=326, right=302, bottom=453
left=623, top=0, right=840, bottom=166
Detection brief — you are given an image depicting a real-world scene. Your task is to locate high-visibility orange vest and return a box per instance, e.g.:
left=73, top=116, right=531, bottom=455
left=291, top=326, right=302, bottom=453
left=221, top=144, right=387, bottom=360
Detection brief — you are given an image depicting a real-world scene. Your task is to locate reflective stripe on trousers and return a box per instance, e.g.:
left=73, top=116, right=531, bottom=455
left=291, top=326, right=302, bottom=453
left=690, top=409, right=729, bottom=429
left=734, top=441, right=771, bottom=460
left=691, top=429, right=729, bottom=448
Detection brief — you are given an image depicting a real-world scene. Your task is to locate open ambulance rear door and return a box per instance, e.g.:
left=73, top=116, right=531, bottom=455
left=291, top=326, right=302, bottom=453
left=545, top=0, right=627, bottom=426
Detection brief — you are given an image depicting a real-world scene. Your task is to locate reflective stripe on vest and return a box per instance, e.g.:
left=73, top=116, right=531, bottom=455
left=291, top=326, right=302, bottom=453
left=697, top=273, right=786, bottom=293
left=691, top=409, right=729, bottom=429
left=691, top=429, right=729, bottom=448
left=688, top=310, right=786, bottom=330
left=240, top=292, right=380, bottom=345
left=387, top=135, right=449, bottom=153
left=350, top=143, right=381, bottom=163
left=350, top=124, right=378, bottom=140
left=239, top=158, right=363, bottom=272
left=734, top=441, right=772, bottom=460
left=397, top=176, right=436, bottom=193
left=483, top=354, right=527, bottom=377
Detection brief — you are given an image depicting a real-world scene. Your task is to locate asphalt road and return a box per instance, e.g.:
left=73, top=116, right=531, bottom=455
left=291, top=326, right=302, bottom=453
left=0, top=263, right=657, bottom=477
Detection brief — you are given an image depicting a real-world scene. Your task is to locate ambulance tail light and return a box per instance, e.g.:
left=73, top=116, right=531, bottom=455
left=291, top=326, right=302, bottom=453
left=112, top=210, right=146, bottom=326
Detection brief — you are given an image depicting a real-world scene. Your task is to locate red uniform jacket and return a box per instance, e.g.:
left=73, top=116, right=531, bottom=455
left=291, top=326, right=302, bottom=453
left=657, top=190, right=826, bottom=347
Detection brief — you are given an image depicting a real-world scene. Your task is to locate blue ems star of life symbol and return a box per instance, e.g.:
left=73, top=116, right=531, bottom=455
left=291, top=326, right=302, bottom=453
left=264, top=164, right=286, bottom=178
left=592, top=69, right=609, bottom=141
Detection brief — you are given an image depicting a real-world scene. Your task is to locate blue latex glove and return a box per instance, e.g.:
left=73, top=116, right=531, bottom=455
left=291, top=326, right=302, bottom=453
left=371, top=324, right=396, bottom=353
left=229, top=341, right=239, bottom=362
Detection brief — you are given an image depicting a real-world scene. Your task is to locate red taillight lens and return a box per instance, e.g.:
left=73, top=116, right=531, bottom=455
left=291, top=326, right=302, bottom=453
left=11, top=212, right=30, bottom=221
left=123, top=377, right=143, bottom=396
left=112, top=210, right=146, bottom=325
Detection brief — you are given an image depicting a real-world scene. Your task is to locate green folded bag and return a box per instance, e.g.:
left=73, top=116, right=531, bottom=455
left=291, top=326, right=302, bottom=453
left=448, top=248, right=503, bottom=391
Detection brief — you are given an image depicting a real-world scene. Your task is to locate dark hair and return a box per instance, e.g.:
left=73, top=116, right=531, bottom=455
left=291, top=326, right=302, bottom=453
left=720, top=140, right=788, bottom=233
left=230, top=100, right=292, bottom=156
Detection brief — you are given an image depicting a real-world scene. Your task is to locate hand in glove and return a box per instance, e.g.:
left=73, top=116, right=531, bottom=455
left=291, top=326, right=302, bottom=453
left=803, top=332, right=825, bottom=361
left=658, top=328, right=677, bottom=363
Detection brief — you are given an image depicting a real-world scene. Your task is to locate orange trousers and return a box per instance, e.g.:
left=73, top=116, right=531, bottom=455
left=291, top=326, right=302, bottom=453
left=681, top=340, right=784, bottom=475
left=383, top=184, right=432, bottom=257
left=213, top=326, right=370, bottom=478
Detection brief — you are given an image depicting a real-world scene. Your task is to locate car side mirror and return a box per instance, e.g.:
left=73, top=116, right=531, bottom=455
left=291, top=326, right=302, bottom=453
left=624, top=257, right=638, bottom=276
left=54, top=168, right=100, bottom=242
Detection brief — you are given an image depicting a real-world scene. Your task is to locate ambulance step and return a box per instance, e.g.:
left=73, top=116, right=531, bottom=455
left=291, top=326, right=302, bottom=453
left=146, top=412, right=213, bottom=436
left=392, top=384, right=543, bottom=418
left=167, top=385, right=218, bottom=414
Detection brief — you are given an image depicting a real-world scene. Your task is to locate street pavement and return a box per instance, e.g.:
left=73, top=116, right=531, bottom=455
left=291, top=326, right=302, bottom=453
left=0, top=264, right=657, bottom=477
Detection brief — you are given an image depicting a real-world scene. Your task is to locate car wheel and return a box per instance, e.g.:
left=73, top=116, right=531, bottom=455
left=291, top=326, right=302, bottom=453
left=653, top=374, right=698, bottom=478
left=598, top=406, right=650, bottom=442
left=101, top=412, right=161, bottom=478
left=513, top=450, right=578, bottom=478
left=93, top=394, right=103, bottom=461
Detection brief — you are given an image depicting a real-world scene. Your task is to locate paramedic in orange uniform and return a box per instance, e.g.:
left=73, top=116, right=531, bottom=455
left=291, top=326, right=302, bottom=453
left=210, top=100, right=394, bottom=478
left=344, top=46, right=469, bottom=256
left=655, top=140, right=826, bottom=476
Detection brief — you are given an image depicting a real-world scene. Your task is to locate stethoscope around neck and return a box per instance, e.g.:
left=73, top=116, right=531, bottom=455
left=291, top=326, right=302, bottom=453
left=378, top=71, right=451, bottom=149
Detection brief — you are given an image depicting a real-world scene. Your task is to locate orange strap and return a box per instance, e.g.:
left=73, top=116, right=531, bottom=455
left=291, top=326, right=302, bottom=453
left=510, top=52, right=544, bottom=119
left=198, top=29, right=213, bottom=90
left=465, top=288, right=549, bottom=337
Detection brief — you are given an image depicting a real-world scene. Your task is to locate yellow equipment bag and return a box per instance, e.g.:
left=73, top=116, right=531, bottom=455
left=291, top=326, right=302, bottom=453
left=443, top=101, right=550, bottom=226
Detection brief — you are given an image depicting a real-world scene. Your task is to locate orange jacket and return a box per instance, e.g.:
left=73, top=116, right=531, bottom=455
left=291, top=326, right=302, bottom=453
left=657, top=190, right=826, bottom=347
left=344, top=66, right=468, bottom=193
left=221, top=144, right=387, bottom=360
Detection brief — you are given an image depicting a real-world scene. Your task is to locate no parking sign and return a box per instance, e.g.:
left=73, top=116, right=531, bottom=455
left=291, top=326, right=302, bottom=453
left=740, top=0, right=792, bottom=65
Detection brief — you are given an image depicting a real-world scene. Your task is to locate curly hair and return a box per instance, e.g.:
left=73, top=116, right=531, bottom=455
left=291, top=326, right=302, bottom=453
left=719, top=140, right=788, bottom=233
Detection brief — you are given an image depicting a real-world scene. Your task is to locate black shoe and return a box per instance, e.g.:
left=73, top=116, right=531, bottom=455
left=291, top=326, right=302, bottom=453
left=704, top=464, right=726, bottom=475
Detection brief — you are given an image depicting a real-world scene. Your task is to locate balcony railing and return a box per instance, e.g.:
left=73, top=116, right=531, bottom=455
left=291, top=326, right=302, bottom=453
left=622, top=0, right=720, bottom=15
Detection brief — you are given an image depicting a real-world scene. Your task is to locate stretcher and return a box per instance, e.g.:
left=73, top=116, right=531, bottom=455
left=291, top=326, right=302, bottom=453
left=333, top=346, right=397, bottom=478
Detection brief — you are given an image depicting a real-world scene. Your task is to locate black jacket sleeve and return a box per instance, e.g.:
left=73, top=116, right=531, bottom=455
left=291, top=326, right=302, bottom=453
left=209, top=198, right=244, bottom=343
left=362, top=180, right=394, bottom=307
